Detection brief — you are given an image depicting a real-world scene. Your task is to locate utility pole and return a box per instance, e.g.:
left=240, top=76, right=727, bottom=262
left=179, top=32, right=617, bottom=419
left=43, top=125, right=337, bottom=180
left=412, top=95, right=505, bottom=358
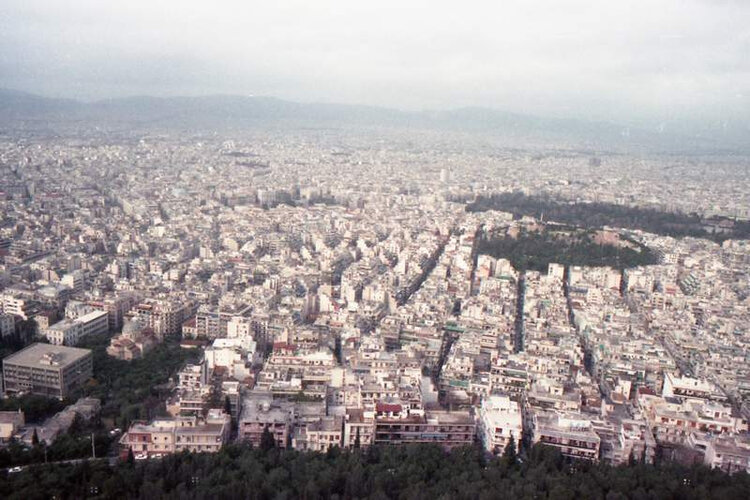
left=91, top=432, right=96, bottom=459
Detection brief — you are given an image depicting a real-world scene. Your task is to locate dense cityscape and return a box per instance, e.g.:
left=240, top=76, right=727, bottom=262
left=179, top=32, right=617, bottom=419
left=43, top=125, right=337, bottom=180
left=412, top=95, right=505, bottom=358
left=0, top=127, right=749, bottom=491
left=2, top=2, right=750, bottom=497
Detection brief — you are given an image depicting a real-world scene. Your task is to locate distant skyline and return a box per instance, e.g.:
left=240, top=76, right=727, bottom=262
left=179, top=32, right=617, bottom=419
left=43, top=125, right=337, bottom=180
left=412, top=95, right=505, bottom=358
left=1, top=1, right=748, bottom=128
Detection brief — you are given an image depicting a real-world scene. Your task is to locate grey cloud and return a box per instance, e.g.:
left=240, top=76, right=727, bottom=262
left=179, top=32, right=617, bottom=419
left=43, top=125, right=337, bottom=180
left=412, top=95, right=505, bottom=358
left=0, top=0, right=748, bottom=125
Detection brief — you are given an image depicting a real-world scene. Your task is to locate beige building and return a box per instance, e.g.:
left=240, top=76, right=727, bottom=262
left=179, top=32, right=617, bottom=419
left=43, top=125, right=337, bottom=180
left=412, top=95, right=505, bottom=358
left=3, top=343, right=93, bottom=399
left=119, top=410, right=231, bottom=458
left=702, top=434, right=750, bottom=474
left=373, top=407, right=475, bottom=450
left=44, top=310, right=108, bottom=346
left=133, top=300, right=187, bottom=340
left=294, top=415, right=344, bottom=451
left=343, top=408, right=375, bottom=448
left=106, top=318, right=157, bottom=361
left=532, top=412, right=601, bottom=462
left=0, top=410, right=24, bottom=442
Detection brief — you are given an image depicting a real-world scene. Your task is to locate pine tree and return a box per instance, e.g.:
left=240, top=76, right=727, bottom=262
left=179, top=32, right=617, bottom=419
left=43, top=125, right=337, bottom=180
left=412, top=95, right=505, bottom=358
left=224, top=396, right=232, bottom=416
left=354, top=427, right=361, bottom=449
left=32, top=428, right=40, bottom=446
left=260, top=425, right=276, bottom=451
left=502, top=435, right=517, bottom=467
left=127, top=447, right=135, bottom=466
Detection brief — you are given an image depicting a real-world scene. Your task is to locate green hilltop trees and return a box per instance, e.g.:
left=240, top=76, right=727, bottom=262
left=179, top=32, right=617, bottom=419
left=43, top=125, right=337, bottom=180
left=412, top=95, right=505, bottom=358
left=1, top=442, right=749, bottom=499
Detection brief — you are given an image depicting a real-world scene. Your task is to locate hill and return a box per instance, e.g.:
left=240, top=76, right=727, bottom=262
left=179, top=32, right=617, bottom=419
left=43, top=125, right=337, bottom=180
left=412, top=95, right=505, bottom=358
left=0, top=89, right=743, bottom=153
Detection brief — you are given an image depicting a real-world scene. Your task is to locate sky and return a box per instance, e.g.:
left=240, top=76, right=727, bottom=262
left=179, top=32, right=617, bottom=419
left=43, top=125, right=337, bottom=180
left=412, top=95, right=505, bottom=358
left=0, top=0, right=748, bottom=125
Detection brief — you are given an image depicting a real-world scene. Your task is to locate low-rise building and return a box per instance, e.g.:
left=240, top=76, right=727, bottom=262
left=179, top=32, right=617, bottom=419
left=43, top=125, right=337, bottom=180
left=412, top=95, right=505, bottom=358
left=0, top=410, right=24, bottom=443
left=106, top=318, right=157, bottom=360
left=22, top=397, right=101, bottom=445
left=663, top=373, right=727, bottom=403
left=119, top=410, right=231, bottom=458
left=294, top=415, right=344, bottom=451
left=239, top=392, right=295, bottom=448
left=0, top=313, right=15, bottom=338
left=2, top=343, right=93, bottom=399
left=702, top=434, right=750, bottom=474
left=373, top=409, right=475, bottom=450
left=532, top=412, right=601, bottom=462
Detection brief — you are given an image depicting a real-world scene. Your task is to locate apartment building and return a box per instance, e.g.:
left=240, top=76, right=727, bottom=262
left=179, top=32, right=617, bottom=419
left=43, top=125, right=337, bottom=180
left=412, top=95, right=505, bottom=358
left=294, top=415, right=344, bottom=452
left=532, top=412, right=601, bottom=462
left=119, top=410, right=231, bottom=458
left=343, top=408, right=375, bottom=448
left=43, top=310, right=108, bottom=346
left=373, top=408, right=475, bottom=450
left=478, top=395, right=523, bottom=454
left=239, top=393, right=295, bottom=448
left=702, top=434, right=750, bottom=474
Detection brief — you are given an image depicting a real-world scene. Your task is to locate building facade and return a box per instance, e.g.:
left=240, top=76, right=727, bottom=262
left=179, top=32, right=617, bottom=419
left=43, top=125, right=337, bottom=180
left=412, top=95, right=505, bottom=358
left=2, top=343, right=93, bottom=399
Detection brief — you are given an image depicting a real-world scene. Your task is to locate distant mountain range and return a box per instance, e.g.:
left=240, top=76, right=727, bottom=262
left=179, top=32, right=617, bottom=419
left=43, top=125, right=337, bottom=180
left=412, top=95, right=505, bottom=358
left=0, top=88, right=746, bottom=153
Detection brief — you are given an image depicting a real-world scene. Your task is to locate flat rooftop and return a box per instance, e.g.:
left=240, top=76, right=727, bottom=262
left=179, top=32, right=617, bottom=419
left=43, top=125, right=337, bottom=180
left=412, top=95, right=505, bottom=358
left=3, top=342, right=92, bottom=368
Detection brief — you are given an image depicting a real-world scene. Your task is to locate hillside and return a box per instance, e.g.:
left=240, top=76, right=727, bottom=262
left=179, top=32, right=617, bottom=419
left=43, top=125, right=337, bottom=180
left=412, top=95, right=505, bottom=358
left=0, top=89, right=742, bottom=153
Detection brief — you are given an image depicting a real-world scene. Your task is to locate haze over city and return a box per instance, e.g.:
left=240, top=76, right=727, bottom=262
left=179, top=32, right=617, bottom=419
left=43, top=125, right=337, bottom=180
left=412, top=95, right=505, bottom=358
left=2, top=1, right=749, bottom=127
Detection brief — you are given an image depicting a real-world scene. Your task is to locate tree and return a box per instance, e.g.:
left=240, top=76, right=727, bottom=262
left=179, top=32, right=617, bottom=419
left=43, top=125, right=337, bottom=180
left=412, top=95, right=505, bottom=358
left=3, top=442, right=750, bottom=498
left=0, top=394, right=66, bottom=423
left=260, top=425, right=276, bottom=451
left=334, top=335, right=343, bottom=364
left=224, top=396, right=232, bottom=416
left=502, top=435, right=517, bottom=467
left=32, top=428, right=40, bottom=446
left=68, top=412, right=84, bottom=435
left=354, top=427, right=361, bottom=449
left=126, top=446, right=135, bottom=466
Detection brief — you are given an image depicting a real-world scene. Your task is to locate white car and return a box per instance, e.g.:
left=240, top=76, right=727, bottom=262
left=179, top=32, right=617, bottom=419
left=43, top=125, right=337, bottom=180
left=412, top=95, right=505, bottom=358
left=8, top=466, right=23, bottom=473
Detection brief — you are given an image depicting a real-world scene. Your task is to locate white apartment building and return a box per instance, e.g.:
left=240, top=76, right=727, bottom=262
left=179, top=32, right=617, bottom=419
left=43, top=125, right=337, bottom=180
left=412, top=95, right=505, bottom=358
left=478, top=395, right=523, bottom=454
left=44, top=310, right=108, bottom=346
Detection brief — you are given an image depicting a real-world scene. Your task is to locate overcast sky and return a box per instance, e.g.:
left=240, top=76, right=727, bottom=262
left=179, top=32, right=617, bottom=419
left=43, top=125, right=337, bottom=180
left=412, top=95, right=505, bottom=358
left=1, top=0, right=748, bottom=124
